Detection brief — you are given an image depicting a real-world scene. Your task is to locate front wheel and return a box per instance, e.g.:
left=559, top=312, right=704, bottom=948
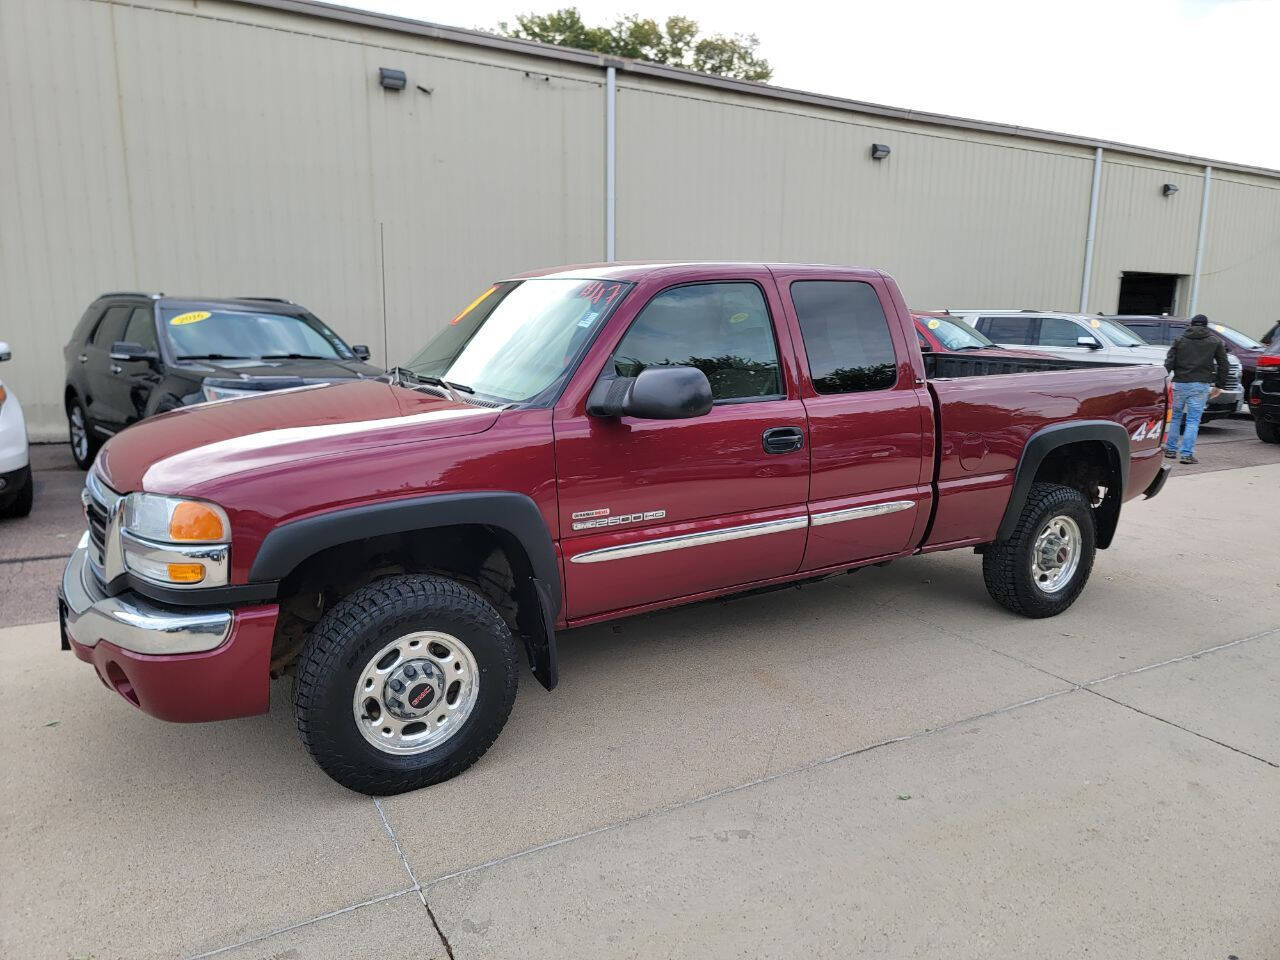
left=982, top=482, right=1096, bottom=618
left=1257, top=419, right=1279, bottom=444
left=66, top=396, right=101, bottom=470
left=292, top=575, right=519, bottom=795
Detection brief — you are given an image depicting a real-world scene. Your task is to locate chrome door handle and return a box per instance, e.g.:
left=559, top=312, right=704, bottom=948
left=110, top=364, right=123, bottom=375
left=78, top=354, right=88, bottom=363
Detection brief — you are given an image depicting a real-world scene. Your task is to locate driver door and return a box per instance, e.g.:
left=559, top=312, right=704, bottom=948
left=553, top=274, right=810, bottom=621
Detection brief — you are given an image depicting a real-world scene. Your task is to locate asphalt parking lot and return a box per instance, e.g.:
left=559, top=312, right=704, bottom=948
left=2, top=421, right=1278, bottom=960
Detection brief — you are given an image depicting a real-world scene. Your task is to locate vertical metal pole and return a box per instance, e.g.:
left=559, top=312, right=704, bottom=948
left=1189, top=165, right=1212, bottom=315
left=1079, top=147, right=1103, bottom=313
left=605, top=65, right=617, bottom=262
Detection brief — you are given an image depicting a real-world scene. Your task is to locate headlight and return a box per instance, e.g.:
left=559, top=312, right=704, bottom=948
left=202, top=382, right=262, bottom=402
left=123, top=493, right=229, bottom=543
left=120, top=493, right=230, bottom=587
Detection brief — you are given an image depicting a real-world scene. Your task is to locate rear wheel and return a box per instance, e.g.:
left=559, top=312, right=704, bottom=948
left=1257, top=419, right=1279, bottom=444
left=66, top=396, right=101, bottom=470
left=982, top=482, right=1096, bottom=618
left=292, top=574, right=519, bottom=795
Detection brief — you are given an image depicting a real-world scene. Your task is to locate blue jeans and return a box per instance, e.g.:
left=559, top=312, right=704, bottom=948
left=1167, top=381, right=1211, bottom=456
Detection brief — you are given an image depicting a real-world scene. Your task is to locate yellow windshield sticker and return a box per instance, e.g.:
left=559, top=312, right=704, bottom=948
left=1090, top=318, right=1101, bottom=328
left=170, top=311, right=211, bottom=326
left=927, top=319, right=941, bottom=329
left=450, top=286, right=496, bottom=325
left=729, top=312, right=749, bottom=324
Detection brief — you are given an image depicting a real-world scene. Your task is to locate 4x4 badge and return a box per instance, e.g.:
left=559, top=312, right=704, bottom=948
left=572, top=509, right=666, bottom=531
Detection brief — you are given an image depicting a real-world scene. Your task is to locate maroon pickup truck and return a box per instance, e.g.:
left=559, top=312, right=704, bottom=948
left=59, top=263, right=1171, bottom=795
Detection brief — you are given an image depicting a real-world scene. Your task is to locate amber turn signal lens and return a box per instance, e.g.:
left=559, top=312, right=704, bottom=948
left=169, top=502, right=226, bottom=542
left=167, top=562, right=205, bottom=583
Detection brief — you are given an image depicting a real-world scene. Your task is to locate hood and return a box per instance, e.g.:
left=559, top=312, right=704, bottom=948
left=97, top=380, right=500, bottom=494
left=1113, top=345, right=1169, bottom=364
left=174, top=356, right=383, bottom=383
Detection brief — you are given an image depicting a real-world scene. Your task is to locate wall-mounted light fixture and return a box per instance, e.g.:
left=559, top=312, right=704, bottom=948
left=379, top=68, right=407, bottom=91
left=870, top=143, right=892, bottom=160
left=1162, top=183, right=1179, bottom=197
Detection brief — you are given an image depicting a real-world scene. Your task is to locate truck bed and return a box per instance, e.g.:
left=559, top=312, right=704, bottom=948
left=924, top=352, right=1128, bottom=379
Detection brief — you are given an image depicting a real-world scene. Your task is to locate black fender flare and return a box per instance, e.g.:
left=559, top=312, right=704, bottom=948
left=249, top=491, right=561, bottom=689
left=995, top=421, right=1130, bottom=549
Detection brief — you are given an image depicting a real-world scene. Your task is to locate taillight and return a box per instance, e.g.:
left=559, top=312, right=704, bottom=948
left=1160, top=382, right=1173, bottom=443
left=1259, top=354, right=1280, bottom=368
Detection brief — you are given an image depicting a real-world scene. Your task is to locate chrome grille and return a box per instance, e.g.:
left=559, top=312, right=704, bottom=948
left=83, top=471, right=121, bottom=573
left=1225, top=360, right=1242, bottom=390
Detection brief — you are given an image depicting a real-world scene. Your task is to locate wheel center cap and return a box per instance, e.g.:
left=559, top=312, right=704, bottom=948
left=384, top=659, right=443, bottom=719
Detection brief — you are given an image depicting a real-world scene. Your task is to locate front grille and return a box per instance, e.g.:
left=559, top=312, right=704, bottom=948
left=1225, top=364, right=1242, bottom=390
left=86, top=498, right=108, bottom=566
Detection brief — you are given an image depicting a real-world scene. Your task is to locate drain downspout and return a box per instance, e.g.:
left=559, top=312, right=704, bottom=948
left=1189, top=165, right=1212, bottom=315
left=605, top=64, right=617, bottom=262
left=1079, top=147, right=1103, bottom=313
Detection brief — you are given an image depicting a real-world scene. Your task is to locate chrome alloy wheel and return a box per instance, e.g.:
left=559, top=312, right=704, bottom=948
left=69, top=406, right=89, bottom=462
left=1031, top=515, right=1082, bottom=594
left=352, top=631, right=480, bottom=755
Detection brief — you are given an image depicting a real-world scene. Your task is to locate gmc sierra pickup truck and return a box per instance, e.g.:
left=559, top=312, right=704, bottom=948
left=59, top=263, right=1172, bottom=795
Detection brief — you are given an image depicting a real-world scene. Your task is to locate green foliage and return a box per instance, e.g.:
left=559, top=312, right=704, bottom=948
left=497, top=8, right=773, bottom=81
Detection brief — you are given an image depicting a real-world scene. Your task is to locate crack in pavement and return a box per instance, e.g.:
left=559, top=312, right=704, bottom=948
left=376, top=798, right=457, bottom=960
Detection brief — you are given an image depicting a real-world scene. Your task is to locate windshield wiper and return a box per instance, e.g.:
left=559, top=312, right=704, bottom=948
left=176, top=353, right=251, bottom=360
left=385, top=367, right=474, bottom=399
left=954, top=344, right=987, bottom=351
left=260, top=353, right=331, bottom=360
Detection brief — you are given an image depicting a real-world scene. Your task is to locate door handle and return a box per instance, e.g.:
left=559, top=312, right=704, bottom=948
left=762, top=426, right=804, bottom=454
left=110, top=364, right=123, bottom=375
left=78, top=354, right=88, bottom=363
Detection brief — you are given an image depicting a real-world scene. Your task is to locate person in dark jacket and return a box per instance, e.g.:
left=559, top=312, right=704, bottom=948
left=1164, top=314, right=1228, bottom=464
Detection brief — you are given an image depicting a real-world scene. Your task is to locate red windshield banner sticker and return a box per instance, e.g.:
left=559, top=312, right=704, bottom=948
left=577, top=281, right=625, bottom=307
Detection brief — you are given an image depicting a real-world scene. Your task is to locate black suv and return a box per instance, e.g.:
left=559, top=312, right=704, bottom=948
left=1250, top=341, right=1280, bottom=443
left=63, top=294, right=382, bottom=469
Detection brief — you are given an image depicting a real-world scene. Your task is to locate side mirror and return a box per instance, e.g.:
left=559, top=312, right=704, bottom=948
left=1076, top=335, right=1102, bottom=349
left=351, top=344, right=371, bottom=361
left=0, top=341, right=10, bottom=362
left=587, top=366, right=714, bottom=420
left=110, top=340, right=155, bottom=362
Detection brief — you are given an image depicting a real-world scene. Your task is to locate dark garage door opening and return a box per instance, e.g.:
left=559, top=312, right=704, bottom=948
left=1117, top=272, right=1182, bottom=315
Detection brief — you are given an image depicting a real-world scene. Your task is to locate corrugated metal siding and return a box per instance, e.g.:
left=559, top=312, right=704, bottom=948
left=1, top=0, right=604, bottom=436
left=615, top=84, right=1093, bottom=311
left=1197, top=174, right=1280, bottom=338
left=1085, top=159, right=1203, bottom=314
left=3, top=0, right=1278, bottom=436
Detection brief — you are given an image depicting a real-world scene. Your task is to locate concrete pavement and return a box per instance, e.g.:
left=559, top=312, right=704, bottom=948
left=0, top=463, right=1277, bottom=959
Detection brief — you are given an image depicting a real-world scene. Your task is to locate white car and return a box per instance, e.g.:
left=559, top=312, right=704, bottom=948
left=943, top=310, right=1243, bottom=419
left=0, top=340, right=33, bottom=518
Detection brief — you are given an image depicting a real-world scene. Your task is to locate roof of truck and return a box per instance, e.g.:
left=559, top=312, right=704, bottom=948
left=510, top=262, right=885, bottom=283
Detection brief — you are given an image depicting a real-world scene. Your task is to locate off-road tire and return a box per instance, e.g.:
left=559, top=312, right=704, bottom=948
left=293, top=574, right=519, bottom=795
left=0, top=468, right=33, bottom=518
left=982, top=482, right=1096, bottom=618
left=66, top=395, right=101, bottom=471
left=1257, top=419, right=1279, bottom=444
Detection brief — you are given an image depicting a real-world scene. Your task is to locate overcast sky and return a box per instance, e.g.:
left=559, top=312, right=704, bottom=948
left=343, top=0, right=1277, bottom=169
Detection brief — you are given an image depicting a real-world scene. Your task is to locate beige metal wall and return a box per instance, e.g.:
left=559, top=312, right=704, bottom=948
left=1, top=0, right=605, bottom=437
left=2, top=0, right=1278, bottom=439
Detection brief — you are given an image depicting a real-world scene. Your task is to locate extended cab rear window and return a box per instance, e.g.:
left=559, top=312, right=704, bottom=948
left=791, top=281, right=897, bottom=394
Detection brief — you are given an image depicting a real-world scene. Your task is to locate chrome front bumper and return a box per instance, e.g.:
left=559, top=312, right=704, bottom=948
left=60, top=534, right=232, bottom=655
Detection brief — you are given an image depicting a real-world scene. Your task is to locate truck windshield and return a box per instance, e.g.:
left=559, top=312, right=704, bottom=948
left=404, top=278, right=632, bottom=403
left=1212, top=323, right=1264, bottom=350
left=162, top=307, right=353, bottom=360
left=922, top=315, right=994, bottom=350
left=1096, top=318, right=1148, bottom=347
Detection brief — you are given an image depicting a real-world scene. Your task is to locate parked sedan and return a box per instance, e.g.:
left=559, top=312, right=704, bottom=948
left=1111, top=315, right=1265, bottom=402
left=0, top=339, right=33, bottom=518
left=912, top=312, right=1046, bottom=360
left=63, top=294, right=382, bottom=469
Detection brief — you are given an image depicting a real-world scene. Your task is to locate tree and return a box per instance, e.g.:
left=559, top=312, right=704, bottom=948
left=497, top=8, right=772, bottom=82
